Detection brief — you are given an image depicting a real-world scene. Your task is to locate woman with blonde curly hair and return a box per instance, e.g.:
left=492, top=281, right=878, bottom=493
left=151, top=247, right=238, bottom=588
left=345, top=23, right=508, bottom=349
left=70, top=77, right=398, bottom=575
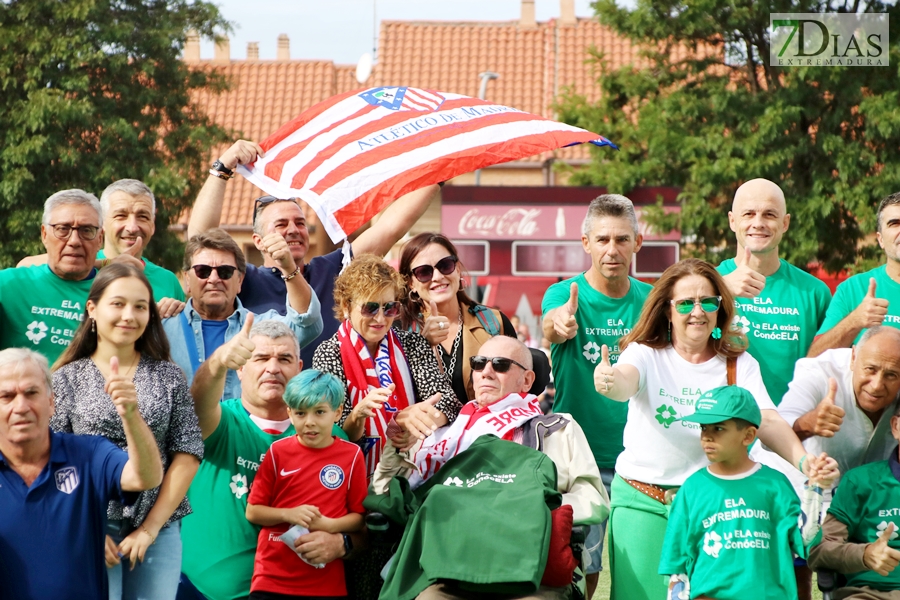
left=312, top=254, right=459, bottom=479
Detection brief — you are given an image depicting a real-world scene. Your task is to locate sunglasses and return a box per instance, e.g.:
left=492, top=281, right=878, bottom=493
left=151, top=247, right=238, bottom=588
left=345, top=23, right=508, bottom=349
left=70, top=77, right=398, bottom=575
left=670, top=296, right=722, bottom=315
left=191, top=264, right=238, bottom=280
left=469, top=355, right=528, bottom=373
left=252, top=195, right=299, bottom=227
left=359, top=301, right=401, bottom=318
left=410, top=255, right=458, bottom=283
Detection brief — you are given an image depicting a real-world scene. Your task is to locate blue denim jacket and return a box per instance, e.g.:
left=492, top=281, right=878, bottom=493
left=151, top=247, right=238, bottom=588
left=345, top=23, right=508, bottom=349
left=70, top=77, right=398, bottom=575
left=163, top=293, right=323, bottom=400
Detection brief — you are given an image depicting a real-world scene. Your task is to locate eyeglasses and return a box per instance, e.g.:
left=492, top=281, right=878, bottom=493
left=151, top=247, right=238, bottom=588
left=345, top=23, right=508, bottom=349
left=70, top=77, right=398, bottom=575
left=252, top=195, right=299, bottom=227
left=670, top=296, right=722, bottom=314
left=359, top=301, right=401, bottom=318
left=469, top=355, right=529, bottom=373
left=410, top=256, right=459, bottom=283
left=191, top=264, right=238, bottom=280
left=47, top=223, right=100, bottom=241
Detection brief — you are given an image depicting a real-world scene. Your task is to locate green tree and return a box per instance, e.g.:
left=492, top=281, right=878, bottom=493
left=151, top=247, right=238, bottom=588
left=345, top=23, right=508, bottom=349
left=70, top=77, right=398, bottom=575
left=0, top=0, right=233, bottom=269
left=558, top=0, right=900, bottom=273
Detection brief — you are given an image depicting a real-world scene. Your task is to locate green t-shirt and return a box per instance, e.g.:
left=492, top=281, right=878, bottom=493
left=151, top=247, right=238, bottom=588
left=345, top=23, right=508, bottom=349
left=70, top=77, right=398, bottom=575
left=180, top=398, right=347, bottom=600
left=541, top=273, right=652, bottom=469
left=817, top=264, right=900, bottom=343
left=659, top=464, right=804, bottom=600
left=0, top=265, right=94, bottom=364
left=827, top=458, right=900, bottom=592
left=717, top=258, right=831, bottom=404
left=97, top=249, right=185, bottom=302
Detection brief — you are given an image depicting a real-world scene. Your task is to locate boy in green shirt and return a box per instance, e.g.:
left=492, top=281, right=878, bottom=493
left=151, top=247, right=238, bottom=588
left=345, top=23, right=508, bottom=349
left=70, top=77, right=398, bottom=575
left=659, top=386, right=832, bottom=600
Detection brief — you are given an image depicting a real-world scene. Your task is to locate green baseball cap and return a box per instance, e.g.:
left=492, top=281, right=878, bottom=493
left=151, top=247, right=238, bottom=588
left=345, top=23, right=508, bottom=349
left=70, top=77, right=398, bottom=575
left=679, top=385, right=761, bottom=427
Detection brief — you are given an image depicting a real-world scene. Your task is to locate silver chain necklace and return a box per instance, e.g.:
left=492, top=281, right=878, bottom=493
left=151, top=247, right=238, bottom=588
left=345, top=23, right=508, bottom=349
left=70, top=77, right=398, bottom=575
left=437, top=306, right=464, bottom=378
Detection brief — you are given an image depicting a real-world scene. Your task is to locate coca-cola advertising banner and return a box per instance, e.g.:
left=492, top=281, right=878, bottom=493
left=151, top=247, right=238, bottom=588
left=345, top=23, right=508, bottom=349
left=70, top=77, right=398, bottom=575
left=444, top=204, right=679, bottom=241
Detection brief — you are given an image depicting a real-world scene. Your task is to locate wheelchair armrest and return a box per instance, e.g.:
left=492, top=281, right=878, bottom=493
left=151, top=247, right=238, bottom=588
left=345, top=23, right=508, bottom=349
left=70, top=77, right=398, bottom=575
left=570, top=525, right=588, bottom=546
left=816, top=569, right=840, bottom=592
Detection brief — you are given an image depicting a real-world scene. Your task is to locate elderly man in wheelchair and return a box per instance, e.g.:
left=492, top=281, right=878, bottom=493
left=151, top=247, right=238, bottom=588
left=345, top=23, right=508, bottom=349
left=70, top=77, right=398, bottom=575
left=367, top=335, right=609, bottom=600
left=808, top=401, right=900, bottom=600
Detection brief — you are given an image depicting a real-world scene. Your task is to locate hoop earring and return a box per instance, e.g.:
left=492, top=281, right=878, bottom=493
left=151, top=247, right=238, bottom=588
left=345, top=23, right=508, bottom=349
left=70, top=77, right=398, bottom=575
left=410, top=290, right=420, bottom=301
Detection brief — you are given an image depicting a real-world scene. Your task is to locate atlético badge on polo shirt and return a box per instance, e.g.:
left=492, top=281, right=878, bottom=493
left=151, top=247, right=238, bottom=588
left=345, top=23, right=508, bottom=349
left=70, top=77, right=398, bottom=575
left=55, top=467, right=80, bottom=494
left=320, top=465, right=344, bottom=489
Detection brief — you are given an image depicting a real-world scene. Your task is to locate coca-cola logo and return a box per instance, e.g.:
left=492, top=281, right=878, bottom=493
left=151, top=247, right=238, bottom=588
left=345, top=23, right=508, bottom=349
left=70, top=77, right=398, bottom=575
left=457, top=208, right=541, bottom=237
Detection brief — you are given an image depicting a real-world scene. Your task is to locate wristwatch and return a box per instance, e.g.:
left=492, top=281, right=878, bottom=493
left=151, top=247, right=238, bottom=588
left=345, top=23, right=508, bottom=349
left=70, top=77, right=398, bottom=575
left=342, top=533, right=353, bottom=557
left=209, top=159, right=234, bottom=180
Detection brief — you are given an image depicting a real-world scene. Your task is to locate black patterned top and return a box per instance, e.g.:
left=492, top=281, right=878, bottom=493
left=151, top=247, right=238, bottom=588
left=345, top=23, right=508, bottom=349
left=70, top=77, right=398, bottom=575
left=312, top=328, right=461, bottom=429
left=50, top=356, right=204, bottom=528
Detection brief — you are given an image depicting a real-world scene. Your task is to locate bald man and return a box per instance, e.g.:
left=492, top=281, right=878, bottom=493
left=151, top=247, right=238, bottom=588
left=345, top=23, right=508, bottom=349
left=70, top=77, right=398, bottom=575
left=717, top=179, right=832, bottom=405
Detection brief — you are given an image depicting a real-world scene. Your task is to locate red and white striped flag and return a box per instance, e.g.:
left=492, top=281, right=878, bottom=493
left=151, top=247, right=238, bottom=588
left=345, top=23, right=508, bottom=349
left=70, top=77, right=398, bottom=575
left=237, top=86, right=616, bottom=242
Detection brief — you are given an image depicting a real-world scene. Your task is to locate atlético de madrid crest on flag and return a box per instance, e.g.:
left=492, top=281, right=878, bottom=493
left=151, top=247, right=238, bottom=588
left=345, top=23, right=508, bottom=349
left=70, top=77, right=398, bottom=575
left=359, top=86, right=444, bottom=111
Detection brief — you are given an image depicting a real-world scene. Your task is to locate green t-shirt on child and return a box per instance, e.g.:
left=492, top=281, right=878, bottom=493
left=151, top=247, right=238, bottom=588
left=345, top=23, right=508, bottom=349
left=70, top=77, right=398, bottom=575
left=717, top=258, right=831, bottom=404
left=817, top=265, right=900, bottom=344
left=659, top=464, right=804, bottom=600
left=542, top=273, right=652, bottom=469
left=827, top=458, right=900, bottom=592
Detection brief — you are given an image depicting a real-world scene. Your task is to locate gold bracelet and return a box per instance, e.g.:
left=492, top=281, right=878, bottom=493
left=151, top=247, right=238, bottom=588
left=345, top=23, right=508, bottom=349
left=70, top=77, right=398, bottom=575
left=140, top=525, right=156, bottom=544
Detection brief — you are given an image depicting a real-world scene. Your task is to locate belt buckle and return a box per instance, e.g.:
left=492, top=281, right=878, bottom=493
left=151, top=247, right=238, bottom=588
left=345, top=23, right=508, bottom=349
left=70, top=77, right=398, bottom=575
left=663, top=488, right=679, bottom=505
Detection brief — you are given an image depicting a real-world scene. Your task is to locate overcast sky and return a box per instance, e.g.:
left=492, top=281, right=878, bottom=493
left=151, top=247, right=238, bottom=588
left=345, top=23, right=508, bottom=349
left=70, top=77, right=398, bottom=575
left=200, top=0, right=599, bottom=65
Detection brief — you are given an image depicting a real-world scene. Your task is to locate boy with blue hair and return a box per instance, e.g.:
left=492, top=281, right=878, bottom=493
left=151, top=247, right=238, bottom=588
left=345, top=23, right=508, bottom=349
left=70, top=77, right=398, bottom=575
left=246, top=369, right=366, bottom=599
left=659, top=385, right=833, bottom=600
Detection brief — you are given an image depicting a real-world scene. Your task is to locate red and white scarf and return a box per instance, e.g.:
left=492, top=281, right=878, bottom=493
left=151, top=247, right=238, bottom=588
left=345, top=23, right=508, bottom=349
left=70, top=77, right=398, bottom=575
left=338, top=321, right=414, bottom=478
left=409, top=393, right=542, bottom=488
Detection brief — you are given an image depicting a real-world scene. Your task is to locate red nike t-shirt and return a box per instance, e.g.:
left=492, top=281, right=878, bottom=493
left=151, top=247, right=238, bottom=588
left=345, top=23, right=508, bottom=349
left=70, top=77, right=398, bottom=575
left=248, top=436, right=366, bottom=596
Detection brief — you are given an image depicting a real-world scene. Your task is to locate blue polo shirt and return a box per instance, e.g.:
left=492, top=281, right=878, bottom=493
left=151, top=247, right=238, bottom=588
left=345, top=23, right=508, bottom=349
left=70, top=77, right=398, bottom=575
left=0, top=431, right=131, bottom=600
left=238, top=247, right=348, bottom=368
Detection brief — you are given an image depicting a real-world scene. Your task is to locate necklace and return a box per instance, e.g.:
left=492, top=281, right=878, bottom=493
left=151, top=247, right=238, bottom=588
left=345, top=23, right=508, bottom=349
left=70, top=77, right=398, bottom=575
left=437, top=307, right=463, bottom=379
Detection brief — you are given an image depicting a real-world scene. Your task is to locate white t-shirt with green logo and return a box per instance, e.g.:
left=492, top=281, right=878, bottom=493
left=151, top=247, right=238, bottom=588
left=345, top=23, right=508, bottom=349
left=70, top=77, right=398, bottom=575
left=717, top=258, right=831, bottom=405
left=660, top=463, right=804, bottom=599
left=827, top=458, right=900, bottom=592
left=817, top=264, right=900, bottom=343
left=615, top=343, right=775, bottom=486
left=542, top=273, right=652, bottom=469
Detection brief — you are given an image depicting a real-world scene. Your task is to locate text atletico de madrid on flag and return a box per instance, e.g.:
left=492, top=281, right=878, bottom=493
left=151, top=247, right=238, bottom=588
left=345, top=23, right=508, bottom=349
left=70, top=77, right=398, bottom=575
left=237, top=86, right=617, bottom=243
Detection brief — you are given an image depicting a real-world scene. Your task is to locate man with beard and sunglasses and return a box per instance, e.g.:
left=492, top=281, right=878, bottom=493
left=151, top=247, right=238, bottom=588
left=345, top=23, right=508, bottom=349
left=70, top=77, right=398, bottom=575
left=188, top=139, right=439, bottom=368
left=162, top=229, right=322, bottom=400
left=371, top=335, right=608, bottom=600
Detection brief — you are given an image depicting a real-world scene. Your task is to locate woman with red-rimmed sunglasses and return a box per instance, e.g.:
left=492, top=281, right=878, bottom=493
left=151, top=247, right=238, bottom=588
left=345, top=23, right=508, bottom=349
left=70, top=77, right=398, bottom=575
left=311, top=253, right=459, bottom=476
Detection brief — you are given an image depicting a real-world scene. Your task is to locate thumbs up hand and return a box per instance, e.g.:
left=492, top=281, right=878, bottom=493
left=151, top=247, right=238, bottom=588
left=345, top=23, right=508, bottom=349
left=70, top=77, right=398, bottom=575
left=552, top=282, right=580, bottom=340
left=723, top=247, right=766, bottom=298
left=106, top=356, right=139, bottom=418
left=864, top=521, right=900, bottom=576
left=593, top=344, right=616, bottom=395
left=422, top=300, right=451, bottom=346
left=211, top=313, right=256, bottom=372
left=852, top=278, right=889, bottom=330
left=813, top=378, right=845, bottom=438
